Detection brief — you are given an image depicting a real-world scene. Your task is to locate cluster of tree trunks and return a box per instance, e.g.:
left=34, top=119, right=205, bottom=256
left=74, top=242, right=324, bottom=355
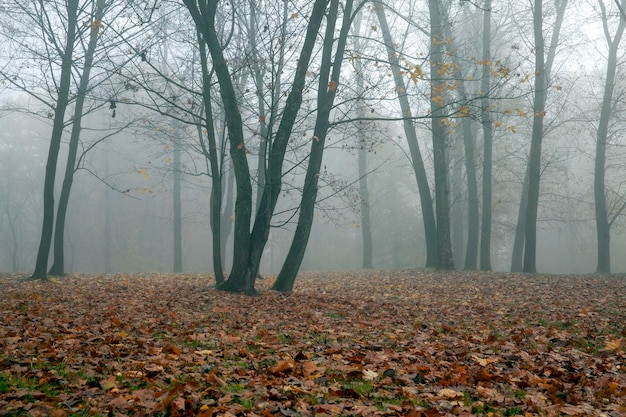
left=13, top=0, right=625, bottom=287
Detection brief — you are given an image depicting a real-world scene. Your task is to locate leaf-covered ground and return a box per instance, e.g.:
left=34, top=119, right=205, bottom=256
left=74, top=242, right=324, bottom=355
left=0, top=271, right=625, bottom=417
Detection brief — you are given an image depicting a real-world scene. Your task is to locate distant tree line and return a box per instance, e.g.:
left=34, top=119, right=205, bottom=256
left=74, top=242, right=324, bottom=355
left=1, top=0, right=625, bottom=291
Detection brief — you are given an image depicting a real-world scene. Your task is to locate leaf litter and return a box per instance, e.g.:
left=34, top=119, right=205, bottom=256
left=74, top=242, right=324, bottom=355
left=0, top=270, right=624, bottom=416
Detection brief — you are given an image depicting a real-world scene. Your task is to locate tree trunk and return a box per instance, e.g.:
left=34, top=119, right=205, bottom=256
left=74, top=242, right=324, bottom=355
left=220, top=164, right=235, bottom=271
left=375, top=4, right=438, bottom=267
left=104, top=145, right=112, bottom=273
left=522, top=0, right=567, bottom=272
left=49, top=0, right=105, bottom=275
left=273, top=0, right=354, bottom=292
left=185, top=0, right=330, bottom=294
left=173, top=134, right=183, bottom=272
left=520, top=0, right=568, bottom=272
left=442, top=19, right=479, bottom=270
left=352, top=9, right=373, bottom=269
left=479, top=0, right=493, bottom=271
left=248, top=0, right=268, bottom=213
left=510, top=165, right=529, bottom=271
left=451, top=139, right=466, bottom=268
left=462, top=118, right=479, bottom=270
left=522, top=0, right=547, bottom=273
left=31, top=0, right=80, bottom=280
left=248, top=0, right=289, bottom=280
left=594, top=0, right=625, bottom=273
left=429, top=0, right=454, bottom=270
left=358, top=141, right=373, bottom=269
left=200, top=2, right=254, bottom=292
left=197, top=34, right=225, bottom=285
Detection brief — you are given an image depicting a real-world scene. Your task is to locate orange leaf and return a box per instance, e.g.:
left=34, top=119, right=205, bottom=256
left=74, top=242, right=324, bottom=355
left=197, top=408, right=213, bottom=417
left=604, top=338, right=623, bottom=351
left=206, top=372, right=227, bottom=387
left=303, top=360, right=317, bottom=379
left=270, top=357, right=295, bottom=374
left=163, top=343, right=181, bottom=355
left=328, top=80, right=337, bottom=91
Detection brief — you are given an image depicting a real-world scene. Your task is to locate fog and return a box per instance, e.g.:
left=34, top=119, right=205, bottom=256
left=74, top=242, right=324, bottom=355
left=0, top=97, right=622, bottom=275
left=1, top=0, right=626, bottom=277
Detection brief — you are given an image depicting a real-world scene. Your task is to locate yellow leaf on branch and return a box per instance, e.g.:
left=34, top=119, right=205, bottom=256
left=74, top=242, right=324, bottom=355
left=137, top=168, right=150, bottom=180
left=431, top=95, right=444, bottom=106
left=91, top=19, right=104, bottom=33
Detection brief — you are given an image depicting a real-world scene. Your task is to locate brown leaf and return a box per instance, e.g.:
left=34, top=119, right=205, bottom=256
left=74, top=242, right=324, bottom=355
left=270, top=358, right=295, bottom=374
left=144, top=364, right=164, bottom=377
left=172, top=396, right=185, bottom=412
left=206, top=372, right=227, bottom=387
left=1, top=271, right=625, bottom=416
left=163, top=343, right=181, bottom=355
left=302, top=360, right=317, bottom=379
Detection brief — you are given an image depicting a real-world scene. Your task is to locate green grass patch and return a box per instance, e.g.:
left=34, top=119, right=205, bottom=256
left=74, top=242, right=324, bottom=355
left=504, top=406, right=523, bottom=416
left=327, top=311, right=346, bottom=319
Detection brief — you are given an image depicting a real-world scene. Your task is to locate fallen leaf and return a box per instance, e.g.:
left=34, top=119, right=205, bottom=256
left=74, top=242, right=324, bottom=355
left=438, top=388, right=463, bottom=398
left=362, top=369, right=378, bottom=381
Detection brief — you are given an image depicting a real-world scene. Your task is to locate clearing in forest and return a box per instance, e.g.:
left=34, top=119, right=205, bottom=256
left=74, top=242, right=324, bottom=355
left=0, top=270, right=625, bottom=416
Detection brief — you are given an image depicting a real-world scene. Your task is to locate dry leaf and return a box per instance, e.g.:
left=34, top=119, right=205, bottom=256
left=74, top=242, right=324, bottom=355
left=362, top=369, right=378, bottom=381
left=1, top=271, right=624, bottom=416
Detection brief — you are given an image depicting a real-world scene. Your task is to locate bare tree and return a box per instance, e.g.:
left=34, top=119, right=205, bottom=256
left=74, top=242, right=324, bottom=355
left=0, top=0, right=147, bottom=278
left=375, top=3, right=438, bottom=268
left=0, top=0, right=82, bottom=280
left=594, top=0, right=626, bottom=273
left=522, top=0, right=568, bottom=272
left=352, top=9, right=373, bottom=269
left=183, top=0, right=330, bottom=294
left=441, top=6, right=481, bottom=270
left=48, top=0, right=107, bottom=276
left=273, top=0, right=358, bottom=292
left=478, top=0, right=494, bottom=271
left=429, top=0, right=455, bottom=269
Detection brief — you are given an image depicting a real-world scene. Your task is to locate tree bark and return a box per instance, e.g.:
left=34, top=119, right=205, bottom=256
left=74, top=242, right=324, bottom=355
left=173, top=133, right=183, bottom=272
left=31, top=0, right=80, bottom=280
left=594, top=0, right=625, bottom=273
left=375, top=4, right=438, bottom=267
left=429, top=0, right=454, bottom=270
left=104, top=144, right=112, bottom=273
left=248, top=0, right=268, bottom=213
left=510, top=165, right=529, bottom=271
left=522, top=0, right=567, bottom=272
left=358, top=137, right=373, bottom=269
left=442, top=18, right=478, bottom=270
left=522, top=0, right=547, bottom=273
left=199, top=2, right=254, bottom=292
left=451, top=139, right=465, bottom=268
left=351, top=9, right=373, bottom=269
left=220, top=164, right=235, bottom=271
left=479, top=0, right=493, bottom=271
left=48, top=0, right=105, bottom=276
left=248, top=0, right=289, bottom=280
left=273, top=0, right=354, bottom=292
left=196, top=32, right=225, bottom=284
left=511, top=0, right=568, bottom=271
left=185, top=0, right=330, bottom=294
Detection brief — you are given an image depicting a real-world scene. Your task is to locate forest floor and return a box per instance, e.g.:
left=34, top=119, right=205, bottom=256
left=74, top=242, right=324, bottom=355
left=0, top=270, right=625, bottom=417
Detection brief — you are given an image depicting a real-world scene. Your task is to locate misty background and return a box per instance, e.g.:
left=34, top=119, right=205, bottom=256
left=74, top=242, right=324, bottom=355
left=1, top=0, right=625, bottom=276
